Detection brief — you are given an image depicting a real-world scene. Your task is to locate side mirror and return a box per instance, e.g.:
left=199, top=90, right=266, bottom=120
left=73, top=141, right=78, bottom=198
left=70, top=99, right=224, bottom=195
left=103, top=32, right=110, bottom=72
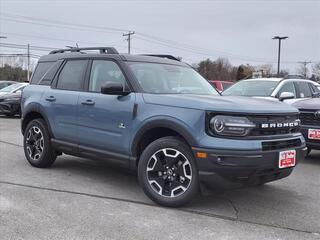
left=15, top=90, right=22, bottom=94
left=279, top=92, right=295, bottom=101
left=101, top=82, right=130, bottom=96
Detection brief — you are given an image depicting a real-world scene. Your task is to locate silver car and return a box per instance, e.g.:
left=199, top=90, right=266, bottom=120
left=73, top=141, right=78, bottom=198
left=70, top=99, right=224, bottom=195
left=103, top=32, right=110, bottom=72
left=223, top=78, right=320, bottom=104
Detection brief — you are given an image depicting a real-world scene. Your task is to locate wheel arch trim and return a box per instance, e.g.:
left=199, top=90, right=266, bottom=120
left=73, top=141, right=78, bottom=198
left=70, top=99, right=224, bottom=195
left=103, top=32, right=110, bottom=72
left=131, top=116, right=197, bottom=158
left=21, top=103, right=54, bottom=137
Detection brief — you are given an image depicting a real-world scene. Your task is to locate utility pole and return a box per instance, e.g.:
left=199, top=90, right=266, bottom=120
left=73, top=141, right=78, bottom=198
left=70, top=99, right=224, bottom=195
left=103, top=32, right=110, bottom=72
left=298, top=61, right=312, bottom=78
left=272, top=36, right=288, bottom=77
left=123, top=31, right=135, bottom=54
left=27, top=44, right=30, bottom=82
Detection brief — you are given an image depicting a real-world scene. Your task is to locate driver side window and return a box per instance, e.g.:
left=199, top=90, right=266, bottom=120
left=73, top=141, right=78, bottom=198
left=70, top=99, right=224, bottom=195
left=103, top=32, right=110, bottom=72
left=277, top=82, right=296, bottom=98
left=89, top=60, right=126, bottom=92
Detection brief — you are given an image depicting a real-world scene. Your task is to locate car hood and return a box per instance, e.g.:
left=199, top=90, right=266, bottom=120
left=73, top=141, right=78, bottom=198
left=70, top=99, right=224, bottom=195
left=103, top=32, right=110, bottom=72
left=142, top=94, right=299, bottom=114
left=293, top=98, right=320, bottom=110
left=0, top=92, right=10, bottom=96
left=0, top=92, right=21, bottom=100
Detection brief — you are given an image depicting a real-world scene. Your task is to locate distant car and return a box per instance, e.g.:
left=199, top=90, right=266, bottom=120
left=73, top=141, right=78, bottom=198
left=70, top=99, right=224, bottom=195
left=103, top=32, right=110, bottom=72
left=0, top=80, right=17, bottom=90
left=0, top=83, right=29, bottom=117
left=0, top=82, right=29, bottom=96
left=209, top=80, right=233, bottom=92
left=222, top=78, right=320, bottom=104
left=293, top=98, right=320, bottom=155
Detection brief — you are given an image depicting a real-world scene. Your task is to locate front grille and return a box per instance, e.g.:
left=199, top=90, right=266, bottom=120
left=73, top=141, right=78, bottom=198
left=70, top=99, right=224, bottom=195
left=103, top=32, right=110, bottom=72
left=249, top=114, right=300, bottom=136
left=299, top=110, right=320, bottom=126
left=262, top=138, right=302, bottom=151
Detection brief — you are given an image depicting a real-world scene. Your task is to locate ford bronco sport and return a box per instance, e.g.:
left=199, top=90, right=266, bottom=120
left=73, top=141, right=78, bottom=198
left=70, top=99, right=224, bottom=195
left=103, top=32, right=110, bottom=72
left=293, top=98, right=320, bottom=155
left=21, top=47, right=307, bottom=207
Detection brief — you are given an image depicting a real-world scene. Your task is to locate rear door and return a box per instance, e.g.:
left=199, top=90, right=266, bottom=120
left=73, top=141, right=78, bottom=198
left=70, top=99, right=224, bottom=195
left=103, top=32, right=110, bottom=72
left=43, top=59, right=88, bottom=143
left=77, top=59, right=135, bottom=164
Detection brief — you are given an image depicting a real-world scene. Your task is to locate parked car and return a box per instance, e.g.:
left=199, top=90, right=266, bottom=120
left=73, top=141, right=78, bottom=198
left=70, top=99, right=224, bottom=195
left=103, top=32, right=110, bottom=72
left=293, top=98, right=320, bottom=155
left=0, top=83, right=28, bottom=117
left=21, top=47, right=307, bottom=207
left=0, top=82, right=29, bottom=96
left=0, top=80, right=17, bottom=90
left=209, top=80, right=234, bottom=92
left=222, top=78, right=320, bottom=104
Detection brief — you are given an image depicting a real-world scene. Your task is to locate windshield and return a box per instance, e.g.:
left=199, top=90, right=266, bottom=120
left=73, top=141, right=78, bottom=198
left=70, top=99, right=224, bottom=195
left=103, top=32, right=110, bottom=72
left=222, top=80, right=278, bottom=97
left=0, top=83, right=24, bottom=93
left=128, top=62, right=218, bottom=95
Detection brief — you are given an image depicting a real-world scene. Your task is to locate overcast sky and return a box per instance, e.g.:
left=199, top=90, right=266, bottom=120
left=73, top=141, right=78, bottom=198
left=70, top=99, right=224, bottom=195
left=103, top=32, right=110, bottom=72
left=0, top=0, right=319, bottom=73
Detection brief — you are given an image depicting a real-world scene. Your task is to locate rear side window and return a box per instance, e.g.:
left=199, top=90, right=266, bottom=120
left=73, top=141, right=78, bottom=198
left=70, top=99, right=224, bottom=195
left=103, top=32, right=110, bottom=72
left=31, top=62, right=54, bottom=84
left=296, top=82, right=312, bottom=98
left=39, top=60, right=63, bottom=86
left=309, top=83, right=320, bottom=93
left=56, top=60, right=88, bottom=91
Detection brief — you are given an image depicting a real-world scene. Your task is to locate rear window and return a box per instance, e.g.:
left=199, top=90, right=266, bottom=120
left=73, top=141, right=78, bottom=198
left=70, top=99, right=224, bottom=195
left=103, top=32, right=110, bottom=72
left=39, top=60, right=63, bottom=86
left=31, top=62, right=54, bottom=84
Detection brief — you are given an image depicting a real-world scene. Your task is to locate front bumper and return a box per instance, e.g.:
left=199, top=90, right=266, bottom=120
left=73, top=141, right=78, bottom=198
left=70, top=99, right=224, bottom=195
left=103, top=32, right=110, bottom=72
left=300, top=127, right=320, bottom=150
left=0, top=100, right=21, bottom=115
left=193, top=142, right=307, bottom=189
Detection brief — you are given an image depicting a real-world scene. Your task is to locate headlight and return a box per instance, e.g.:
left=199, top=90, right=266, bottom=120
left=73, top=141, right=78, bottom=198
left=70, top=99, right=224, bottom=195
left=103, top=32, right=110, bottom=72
left=209, top=115, right=256, bottom=137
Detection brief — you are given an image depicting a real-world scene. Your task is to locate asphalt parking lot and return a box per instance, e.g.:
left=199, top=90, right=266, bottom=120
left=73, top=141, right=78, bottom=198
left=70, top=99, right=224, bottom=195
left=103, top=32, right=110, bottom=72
left=0, top=116, right=319, bottom=240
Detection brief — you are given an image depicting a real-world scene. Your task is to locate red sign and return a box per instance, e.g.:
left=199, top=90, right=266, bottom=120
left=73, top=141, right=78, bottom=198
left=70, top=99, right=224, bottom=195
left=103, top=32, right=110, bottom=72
left=279, top=150, right=296, bottom=169
left=308, top=129, right=320, bottom=140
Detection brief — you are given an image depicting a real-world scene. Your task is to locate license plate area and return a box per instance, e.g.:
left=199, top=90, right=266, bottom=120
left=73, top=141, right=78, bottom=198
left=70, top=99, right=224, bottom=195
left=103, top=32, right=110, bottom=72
left=279, top=150, right=296, bottom=169
left=308, top=129, right=320, bottom=140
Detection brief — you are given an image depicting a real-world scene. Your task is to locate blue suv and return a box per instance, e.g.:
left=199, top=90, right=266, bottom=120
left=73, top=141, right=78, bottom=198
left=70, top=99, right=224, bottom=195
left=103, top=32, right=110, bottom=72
left=21, top=47, right=307, bottom=207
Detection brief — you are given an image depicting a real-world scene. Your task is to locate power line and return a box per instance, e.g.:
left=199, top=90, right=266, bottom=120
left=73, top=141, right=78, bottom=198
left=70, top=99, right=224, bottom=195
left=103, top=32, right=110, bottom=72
left=0, top=12, right=130, bottom=33
left=1, top=12, right=316, bottom=65
left=135, top=35, right=279, bottom=63
left=1, top=31, right=129, bottom=50
left=0, top=43, right=55, bottom=51
left=0, top=12, right=283, bottom=63
left=0, top=53, right=40, bottom=59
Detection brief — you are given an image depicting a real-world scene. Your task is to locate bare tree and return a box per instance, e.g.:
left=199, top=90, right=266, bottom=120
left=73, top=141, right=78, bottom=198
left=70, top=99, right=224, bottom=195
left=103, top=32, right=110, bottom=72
left=296, top=62, right=309, bottom=78
left=197, top=58, right=237, bottom=81
left=312, top=62, right=320, bottom=80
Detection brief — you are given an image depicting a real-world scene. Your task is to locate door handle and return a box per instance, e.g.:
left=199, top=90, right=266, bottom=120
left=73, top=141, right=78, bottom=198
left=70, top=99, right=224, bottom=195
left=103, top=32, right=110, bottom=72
left=81, top=99, right=95, bottom=106
left=45, top=96, right=56, bottom=102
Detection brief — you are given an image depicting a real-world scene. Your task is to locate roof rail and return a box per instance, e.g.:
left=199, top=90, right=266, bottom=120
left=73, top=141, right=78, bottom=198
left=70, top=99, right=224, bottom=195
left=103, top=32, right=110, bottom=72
left=140, top=54, right=181, bottom=61
left=49, top=47, right=119, bottom=55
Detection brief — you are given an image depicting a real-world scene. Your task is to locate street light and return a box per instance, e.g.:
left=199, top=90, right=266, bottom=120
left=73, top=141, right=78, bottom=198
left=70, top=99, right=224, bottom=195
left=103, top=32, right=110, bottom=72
left=272, top=36, right=288, bottom=76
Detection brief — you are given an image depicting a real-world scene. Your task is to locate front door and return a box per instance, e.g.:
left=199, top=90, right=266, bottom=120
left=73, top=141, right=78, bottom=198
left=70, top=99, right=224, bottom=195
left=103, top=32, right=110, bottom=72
left=77, top=60, right=135, bottom=164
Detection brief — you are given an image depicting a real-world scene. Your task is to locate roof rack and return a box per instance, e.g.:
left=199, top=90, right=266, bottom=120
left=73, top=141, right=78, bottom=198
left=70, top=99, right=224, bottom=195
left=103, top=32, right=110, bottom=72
left=140, top=54, right=181, bottom=61
left=49, top=47, right=119, bottom=55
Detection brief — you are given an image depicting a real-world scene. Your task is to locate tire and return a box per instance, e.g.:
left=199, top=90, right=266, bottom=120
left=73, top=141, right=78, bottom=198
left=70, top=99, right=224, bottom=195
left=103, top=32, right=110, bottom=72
left=138, top=136, right=199, bottom=207
left=306, top=148, right=312, bottom=157
left=23, top=118, right=57, bottom=168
